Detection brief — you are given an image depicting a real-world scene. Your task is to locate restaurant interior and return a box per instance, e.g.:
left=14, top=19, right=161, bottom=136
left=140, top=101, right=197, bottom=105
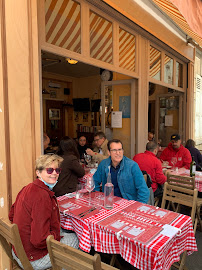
left=42, top=50, right=183, bottom=156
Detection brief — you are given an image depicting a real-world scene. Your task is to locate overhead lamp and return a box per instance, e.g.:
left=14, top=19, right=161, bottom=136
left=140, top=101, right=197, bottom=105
left=66, top=58, right=78, bottom=64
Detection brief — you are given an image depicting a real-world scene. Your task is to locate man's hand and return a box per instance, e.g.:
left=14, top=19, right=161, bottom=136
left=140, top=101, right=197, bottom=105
left=86, top=148, right=94, bottom=156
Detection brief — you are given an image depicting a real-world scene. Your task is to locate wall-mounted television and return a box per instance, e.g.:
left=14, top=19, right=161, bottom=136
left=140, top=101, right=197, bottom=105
left=73, top=98, right=90, bottom=112
left=91, top=99, right=101, bottom=112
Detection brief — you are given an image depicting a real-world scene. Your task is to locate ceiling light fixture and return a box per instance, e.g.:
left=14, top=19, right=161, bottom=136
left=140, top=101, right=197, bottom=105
left=66, top=58, right=78, bottom=64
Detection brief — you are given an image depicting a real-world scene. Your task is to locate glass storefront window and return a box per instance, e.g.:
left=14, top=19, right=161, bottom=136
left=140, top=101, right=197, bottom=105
left=119, top=28, right=136, bottom=72
left=176, top=62, right=183, bottom=88
left=45, top=0, right=81, bottom=53
left=164, top=55, right=173, bottom=84
left=149, top=46, right=161, bottom=80
left=90, top=11, right=113, bottom=64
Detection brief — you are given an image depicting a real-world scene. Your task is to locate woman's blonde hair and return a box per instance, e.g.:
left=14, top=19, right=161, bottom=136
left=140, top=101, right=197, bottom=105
left=35, top=154, right=63, bottom=171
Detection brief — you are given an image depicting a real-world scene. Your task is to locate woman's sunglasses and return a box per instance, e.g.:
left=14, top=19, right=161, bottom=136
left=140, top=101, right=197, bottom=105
left=45, top=168, right=61, bottom=174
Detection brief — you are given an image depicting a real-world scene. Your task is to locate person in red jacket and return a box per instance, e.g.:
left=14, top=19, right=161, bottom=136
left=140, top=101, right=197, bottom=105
left=160, top=134, right=192, bottom=169
left=9, top=154, right=79, bottom=270
left=133, top=141, right=169, bottom=197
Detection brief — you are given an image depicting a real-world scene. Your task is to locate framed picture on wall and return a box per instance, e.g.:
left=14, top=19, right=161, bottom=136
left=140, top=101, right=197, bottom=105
left=50, top=90, right=57, bottom=98
left=49, top=108, right=60, bottom=120
left=83, top=113, right=88, bottom=122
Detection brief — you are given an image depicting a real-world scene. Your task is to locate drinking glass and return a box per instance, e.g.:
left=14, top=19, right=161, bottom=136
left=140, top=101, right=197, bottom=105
left=84, top=153, right=91, bottom=166
left=171, top=157, right=177, bottom=170
left=76, top=183, right=85, bottom=199
left=85, top=176, right=95, bottom=205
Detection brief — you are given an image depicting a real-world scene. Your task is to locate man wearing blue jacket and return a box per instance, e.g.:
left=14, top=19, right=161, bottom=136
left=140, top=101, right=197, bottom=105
left=93, top=139, right=150, bottom=204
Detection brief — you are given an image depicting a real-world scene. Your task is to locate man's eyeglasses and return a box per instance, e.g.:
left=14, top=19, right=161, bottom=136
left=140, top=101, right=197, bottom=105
left=45, top=168, right=61, bottom=174
left=110, top=149, right=123, bottom=153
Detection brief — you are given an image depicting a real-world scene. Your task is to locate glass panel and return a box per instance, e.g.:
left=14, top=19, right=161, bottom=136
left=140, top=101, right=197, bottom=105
left=102, top=84, right=131, bottom=158
left=176, top=62, right=183, bottom=87
left=119, top=28, right=136, bottom=72
left=90, top=11, right=113, bottom=64
left=164, top=55, right=173, bottom=84
left=149, top=46, right=161, bottom=80
left=45, top=0, right=81, bottom=53
left=158, top=96, right=179, bottom=147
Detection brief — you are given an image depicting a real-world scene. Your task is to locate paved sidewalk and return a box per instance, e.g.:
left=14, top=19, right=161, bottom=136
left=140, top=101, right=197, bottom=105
left=186, top=230, right=202, bottom=270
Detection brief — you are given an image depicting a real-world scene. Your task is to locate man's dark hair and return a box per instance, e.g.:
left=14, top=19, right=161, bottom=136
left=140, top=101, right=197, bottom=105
left=94, top=131, right=106, bottom=139
left=107, top=139, right=123, bottom=151
left=146, top=141, right=158, bottom=152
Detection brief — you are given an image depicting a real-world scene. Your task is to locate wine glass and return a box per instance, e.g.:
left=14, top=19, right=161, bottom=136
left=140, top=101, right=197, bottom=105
left=171, top=157, right=177, bottom=171
left=85, top=176, right=95, bottom=205
left=84, top=153, right=91, bottom=166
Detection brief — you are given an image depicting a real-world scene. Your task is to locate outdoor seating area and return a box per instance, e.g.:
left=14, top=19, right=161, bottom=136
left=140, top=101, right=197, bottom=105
left=1, top=2, right=202, bottom=269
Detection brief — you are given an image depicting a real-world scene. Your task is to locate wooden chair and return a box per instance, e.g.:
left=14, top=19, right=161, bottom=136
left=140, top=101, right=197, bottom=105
left=0, top=218, right=33, bottom=270
left=161, top=174, right=198, bottom=270
left=46, top=235, right=118, bottom=270
left=142, top=171, right=154, bottom=205
left=161, top=174, right=202, bottom=232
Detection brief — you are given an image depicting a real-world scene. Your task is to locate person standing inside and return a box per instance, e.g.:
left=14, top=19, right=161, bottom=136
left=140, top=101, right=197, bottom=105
left=53, top=136, right=85, bottom=197
left=93, top=139, right=149, bottom=203
left=9, top=154, right=79, bottom=270
left=43, top=132, right=50, bottom=152
left=160, top=134, right=192, bottom=169
left=148, top=132, right=154, bottom=142
left=133, top=141, right=169, bottom=198
left=86, top=131, right=109, bottom=163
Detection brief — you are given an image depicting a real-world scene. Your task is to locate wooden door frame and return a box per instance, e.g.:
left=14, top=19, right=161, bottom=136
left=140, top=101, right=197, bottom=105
left=101, top=79, right=136, bottom=158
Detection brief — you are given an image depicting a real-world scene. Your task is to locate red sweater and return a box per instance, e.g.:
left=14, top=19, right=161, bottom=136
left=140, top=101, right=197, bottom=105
left=9, top=179, right=61, bottom=261
left=133, top=151, right=166, bottom=192
left=160, top=143, right=192, bottom=169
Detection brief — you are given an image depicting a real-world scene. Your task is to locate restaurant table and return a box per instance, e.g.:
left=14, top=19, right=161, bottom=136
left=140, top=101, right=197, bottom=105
left=171, top=168, right=202, bottom=192
left=57, top=192, right=197, bottom=270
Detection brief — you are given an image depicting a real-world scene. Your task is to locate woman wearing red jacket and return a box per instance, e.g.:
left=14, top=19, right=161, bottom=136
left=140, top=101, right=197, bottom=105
left=9, top=154, right=79, bottom=270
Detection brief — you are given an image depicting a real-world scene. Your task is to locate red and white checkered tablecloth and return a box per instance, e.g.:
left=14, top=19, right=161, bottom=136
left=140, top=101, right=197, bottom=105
left=78, top=173, right=94, bottom=185
left=58, top=195, right=133, bottom=252
left=171, top=168, right=202, bottom=192
left=57, top=194, right=197, bottom=270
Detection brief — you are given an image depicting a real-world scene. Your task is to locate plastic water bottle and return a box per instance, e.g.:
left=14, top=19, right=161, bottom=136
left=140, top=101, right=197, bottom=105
left=104, top=171, right=114, bottom=209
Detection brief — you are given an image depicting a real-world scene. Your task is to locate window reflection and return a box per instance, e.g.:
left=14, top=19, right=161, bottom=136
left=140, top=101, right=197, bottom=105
left=149, top=46, right=161, bottom=80
left=176, top=62, right=183, bottom=88
left=164, top=55, right=173, bottom=84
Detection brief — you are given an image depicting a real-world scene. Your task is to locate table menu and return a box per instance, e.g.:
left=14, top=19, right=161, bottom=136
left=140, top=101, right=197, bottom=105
left=122, top=202, right=179, bottom=225
left=58, top=197, right=100, bottom=218
left=97, top=211, right=162, bottom=244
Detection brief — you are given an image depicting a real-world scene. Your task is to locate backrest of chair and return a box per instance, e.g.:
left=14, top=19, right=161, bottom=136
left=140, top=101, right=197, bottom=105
left=46, top=235, right=117, bottom=270
left=142, top=171, right=152, bottom=188
left=167, top=173, right=195, bottom=190
left=161, top=174, right=198, bottom=224
left=0, top=218, right=33, bottom=270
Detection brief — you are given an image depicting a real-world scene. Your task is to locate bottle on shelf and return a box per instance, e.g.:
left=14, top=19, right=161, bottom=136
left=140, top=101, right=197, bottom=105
left=190, top=156, right=196, bottom=177
left=104, top=167, right=114, bottom=209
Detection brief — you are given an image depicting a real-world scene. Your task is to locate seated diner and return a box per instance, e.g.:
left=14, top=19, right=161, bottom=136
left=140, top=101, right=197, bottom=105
left=53, top=136, right=85, bottom=197
left=133, top=141, right=169, bottom=198
left=9, top=154, right=79, bottom=270
left=160, top=134, right=192, bottom=169
left=93, top=139, right=150, bottom=203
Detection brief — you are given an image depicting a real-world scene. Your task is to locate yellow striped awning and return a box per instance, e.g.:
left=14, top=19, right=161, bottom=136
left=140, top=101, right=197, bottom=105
left=152, top=0, right=202, bottom=48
